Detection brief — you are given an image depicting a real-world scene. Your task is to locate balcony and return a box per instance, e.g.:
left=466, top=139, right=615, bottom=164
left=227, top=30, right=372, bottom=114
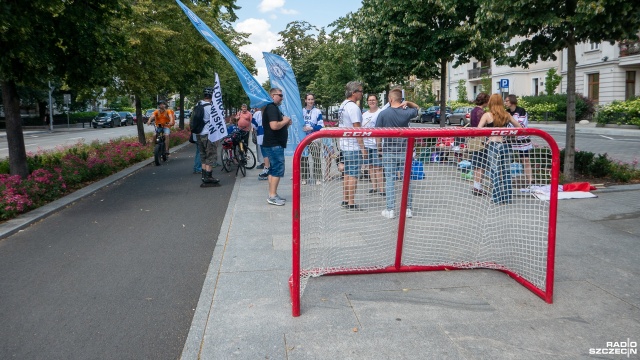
left=468, top=67, right=491, bottom=80
left=620, top=39, right=640, bottom=57
left=619, top=39, right=640, bottom=67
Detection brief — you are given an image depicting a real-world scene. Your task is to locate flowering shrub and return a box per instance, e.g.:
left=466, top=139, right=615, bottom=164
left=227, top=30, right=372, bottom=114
left=0, top=129, right=189, bottom=220
left=594, top=98, right=640, bottom=126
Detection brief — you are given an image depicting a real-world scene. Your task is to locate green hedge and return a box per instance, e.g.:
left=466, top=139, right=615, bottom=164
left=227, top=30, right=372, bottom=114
left=519, top=94, right=595, bottom=122
left=594, top=98, right=640, bottom=126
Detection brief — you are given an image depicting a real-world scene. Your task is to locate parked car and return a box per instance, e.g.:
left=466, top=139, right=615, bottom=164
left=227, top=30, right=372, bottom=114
left=175, top=109, right=191, bottom=123
left=420, top=106, right=452, bottom=123
left=118, top=111, right=134, bottom=126
left=446, top=106, right=474, bottom=126
left=410, top=108, right=422, bottom=123
left=142, top=109, right=155, bottom=123
left=91, top=111, right=121, bottom=128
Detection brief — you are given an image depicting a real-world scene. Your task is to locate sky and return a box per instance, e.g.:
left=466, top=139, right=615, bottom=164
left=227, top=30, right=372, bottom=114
left=232, top=0, right=362, bottom=84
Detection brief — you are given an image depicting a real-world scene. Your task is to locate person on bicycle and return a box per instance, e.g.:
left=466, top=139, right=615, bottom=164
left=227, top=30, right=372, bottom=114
left=146, top=100, right=175, bottom=155
left=234, top=104, right=253, bottom=147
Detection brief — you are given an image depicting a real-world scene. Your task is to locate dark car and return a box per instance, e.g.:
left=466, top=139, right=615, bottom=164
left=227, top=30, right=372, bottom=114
left=91, top=111, right=121, bottom=128
left=446, top=106, right=474, bottom=126
left=420, top=106, right=452, bottom=124
left=118, top=111, right=134, bottom=126
left=142, top=109, right=155, bottom=123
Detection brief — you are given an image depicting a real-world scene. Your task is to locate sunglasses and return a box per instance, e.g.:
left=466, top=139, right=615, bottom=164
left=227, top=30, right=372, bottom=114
left=273, top=94, right=283, bottom=97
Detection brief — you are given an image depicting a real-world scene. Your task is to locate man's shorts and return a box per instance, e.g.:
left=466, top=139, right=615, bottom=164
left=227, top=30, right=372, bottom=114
left=262, top=145, right=285, bottom=177
left=471, top=148, right=488, bottom=170
left=158, top=126, right=171, bottom=135
left=342, top=150, right=362, bottom=177
left=197, top=134, right=216, bottom=166
left=365, top=147, right=382, bottom=167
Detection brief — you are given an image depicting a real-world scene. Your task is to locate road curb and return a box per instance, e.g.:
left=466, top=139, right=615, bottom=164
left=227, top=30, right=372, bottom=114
left=0, top=141, right=191, bottom=241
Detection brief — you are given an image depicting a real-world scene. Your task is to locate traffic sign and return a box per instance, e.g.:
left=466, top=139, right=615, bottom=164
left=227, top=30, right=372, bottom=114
left=500, top=79, right=509, bottom=89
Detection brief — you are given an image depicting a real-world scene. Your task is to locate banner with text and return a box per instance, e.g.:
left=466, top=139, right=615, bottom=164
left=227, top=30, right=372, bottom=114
left=175, top=0, right=271, bottom=108
left=263, top=52, right=305, bottom=156
left=208, top=73, right=228, bottom=143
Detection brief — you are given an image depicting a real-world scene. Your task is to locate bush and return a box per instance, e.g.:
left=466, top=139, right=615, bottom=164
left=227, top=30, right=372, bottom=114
left=594, top=98, right=640, bottom=126
left=519, top=93, right=595, bottom=122
left=0, top=129, right=190, bottom=220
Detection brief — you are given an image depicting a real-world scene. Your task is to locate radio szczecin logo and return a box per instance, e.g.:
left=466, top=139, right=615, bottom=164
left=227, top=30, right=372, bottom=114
left=589, top=339, right=637, bottom=357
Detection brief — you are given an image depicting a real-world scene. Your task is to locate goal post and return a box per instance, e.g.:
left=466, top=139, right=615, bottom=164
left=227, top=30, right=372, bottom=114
left=290, top=127, right=560, bottom=317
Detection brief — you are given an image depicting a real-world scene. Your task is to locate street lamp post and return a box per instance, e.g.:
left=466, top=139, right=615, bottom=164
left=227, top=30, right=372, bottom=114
left=48, top=81, right=54, bottom=132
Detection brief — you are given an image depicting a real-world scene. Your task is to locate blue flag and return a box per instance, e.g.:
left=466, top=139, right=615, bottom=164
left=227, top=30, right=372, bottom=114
left=263, top=52, right=305, bottom=156
left=175, top=0, right=271, bottom=108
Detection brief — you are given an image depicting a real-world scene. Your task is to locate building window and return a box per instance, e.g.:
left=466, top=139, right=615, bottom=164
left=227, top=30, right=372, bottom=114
left=589, top=42, right=600, bottom=51
left=588, top=73, right=600, bottom=103
left=533, top=78, right=539, bottom=96
left=626, top=71, right=636, bottom=100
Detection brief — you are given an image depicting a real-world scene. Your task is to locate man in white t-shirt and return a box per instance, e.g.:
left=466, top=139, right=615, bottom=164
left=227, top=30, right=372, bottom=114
left=338, top=81, right=365, bottom=210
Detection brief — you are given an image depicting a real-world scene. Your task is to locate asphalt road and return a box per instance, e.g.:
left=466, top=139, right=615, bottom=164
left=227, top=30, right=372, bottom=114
left=0, top=144, right=237, bottom=360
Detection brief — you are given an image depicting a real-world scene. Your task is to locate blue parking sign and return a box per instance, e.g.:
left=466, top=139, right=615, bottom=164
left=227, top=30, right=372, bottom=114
left=500, top=79, right=509, bottom=88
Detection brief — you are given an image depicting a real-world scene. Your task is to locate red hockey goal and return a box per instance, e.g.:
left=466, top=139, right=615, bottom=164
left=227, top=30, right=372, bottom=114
left=290, top=127, right=559, bottom=316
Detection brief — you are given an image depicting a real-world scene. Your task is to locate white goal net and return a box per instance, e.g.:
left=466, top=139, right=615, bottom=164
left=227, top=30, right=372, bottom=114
left=290, top=127, right=559, bottom=316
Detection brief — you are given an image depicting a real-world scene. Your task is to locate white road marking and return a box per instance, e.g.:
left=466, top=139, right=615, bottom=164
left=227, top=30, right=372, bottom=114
left=599, top=135, right=615, bottom=140
left=68, top=137, right=84, bottom=140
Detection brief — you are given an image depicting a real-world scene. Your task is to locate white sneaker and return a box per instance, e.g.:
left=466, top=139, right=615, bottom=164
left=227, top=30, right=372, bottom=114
left=381, top=209, right=395, bottom=219
left=406, top=208, right=413, bottom=218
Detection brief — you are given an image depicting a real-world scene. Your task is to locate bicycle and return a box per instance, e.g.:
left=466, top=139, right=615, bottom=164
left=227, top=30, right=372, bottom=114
left=153, top=125, right=168, bottom=166
left=221, top=130, right=256, bottom=177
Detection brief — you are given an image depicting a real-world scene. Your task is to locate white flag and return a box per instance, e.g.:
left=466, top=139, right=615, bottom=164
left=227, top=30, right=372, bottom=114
left=208, top=73, right=228, bottom=143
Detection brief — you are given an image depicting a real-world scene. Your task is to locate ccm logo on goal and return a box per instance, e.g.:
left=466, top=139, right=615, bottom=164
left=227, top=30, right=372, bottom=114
left=343, top=131, right=373, bottom=137
left=492, top=130, right=519, bottom=136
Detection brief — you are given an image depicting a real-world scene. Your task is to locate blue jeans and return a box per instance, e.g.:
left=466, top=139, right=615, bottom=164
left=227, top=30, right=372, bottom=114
left=194, top=144, right=201, bottom=172
left=383, top=152, right=413, bottom=211
left=487, top=142, right=512, bottom=204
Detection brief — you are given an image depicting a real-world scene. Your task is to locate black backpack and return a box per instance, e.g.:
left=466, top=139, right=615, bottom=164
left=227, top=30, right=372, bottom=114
left=190, top=101, right=211, bottom=134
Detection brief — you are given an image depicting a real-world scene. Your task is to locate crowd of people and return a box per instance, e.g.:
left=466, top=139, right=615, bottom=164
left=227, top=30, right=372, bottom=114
left=172, top=83, right=530, bottom=213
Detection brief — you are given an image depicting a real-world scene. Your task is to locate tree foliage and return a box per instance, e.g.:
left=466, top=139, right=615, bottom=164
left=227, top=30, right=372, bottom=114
left=476, top=0, right=640, bottom=180
left=354, top=0, right=495, bottom=126
left=544, top=68, right=562, bottom=96
left=0, top=0, right=129, bottom=177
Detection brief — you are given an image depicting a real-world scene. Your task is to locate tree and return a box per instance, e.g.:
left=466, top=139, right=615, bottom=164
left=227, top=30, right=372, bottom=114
left=480, top=73, right=492, bottom=94
left=456, top=80, right=468, bottom=102
left=355, top=0, right=497, bottom=127
left=545, top=68, right=562, bottom=96
left=0, top=0, right=128, bottom=177
left=476, top=0, right=640, bottom=180
left=307, top=18, right=359, bottom=113
left=274, top=21, right=321, bottom=100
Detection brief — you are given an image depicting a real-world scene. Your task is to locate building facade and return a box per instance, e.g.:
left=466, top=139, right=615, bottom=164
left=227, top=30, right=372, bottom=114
left=447, top=38, right=640, bottom=105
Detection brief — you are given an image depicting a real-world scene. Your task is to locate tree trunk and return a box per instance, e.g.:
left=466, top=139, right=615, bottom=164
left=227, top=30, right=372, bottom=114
left=1, top=80, right=29, bottom=178
left=564, top=41, right=577, bottom=181
left=178, top=93, right=185, bottom=130
left=135, top=94, right=146, bottom=145
left=439, top=58, right=447, bottom=127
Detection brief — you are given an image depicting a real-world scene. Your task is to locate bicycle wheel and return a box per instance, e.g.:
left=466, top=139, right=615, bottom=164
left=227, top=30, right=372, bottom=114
left=153, top=144, right=162, bottom=166
left=238, top=151, right=246, bottom=177
left=244, top=147, right=256, bottom=169
left=162, top=143, right=168, bottom=162
left=221, top=149, right=232, bottom=172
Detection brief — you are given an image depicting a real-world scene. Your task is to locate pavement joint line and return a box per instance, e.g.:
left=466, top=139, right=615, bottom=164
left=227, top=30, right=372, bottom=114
left=0, top=141, right=191, bottom=242
left=180, top=168, right=242, bottom=360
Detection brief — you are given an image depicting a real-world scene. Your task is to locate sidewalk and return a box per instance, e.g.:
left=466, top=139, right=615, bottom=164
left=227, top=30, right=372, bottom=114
left=181, top=157, right=640, bottom=359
